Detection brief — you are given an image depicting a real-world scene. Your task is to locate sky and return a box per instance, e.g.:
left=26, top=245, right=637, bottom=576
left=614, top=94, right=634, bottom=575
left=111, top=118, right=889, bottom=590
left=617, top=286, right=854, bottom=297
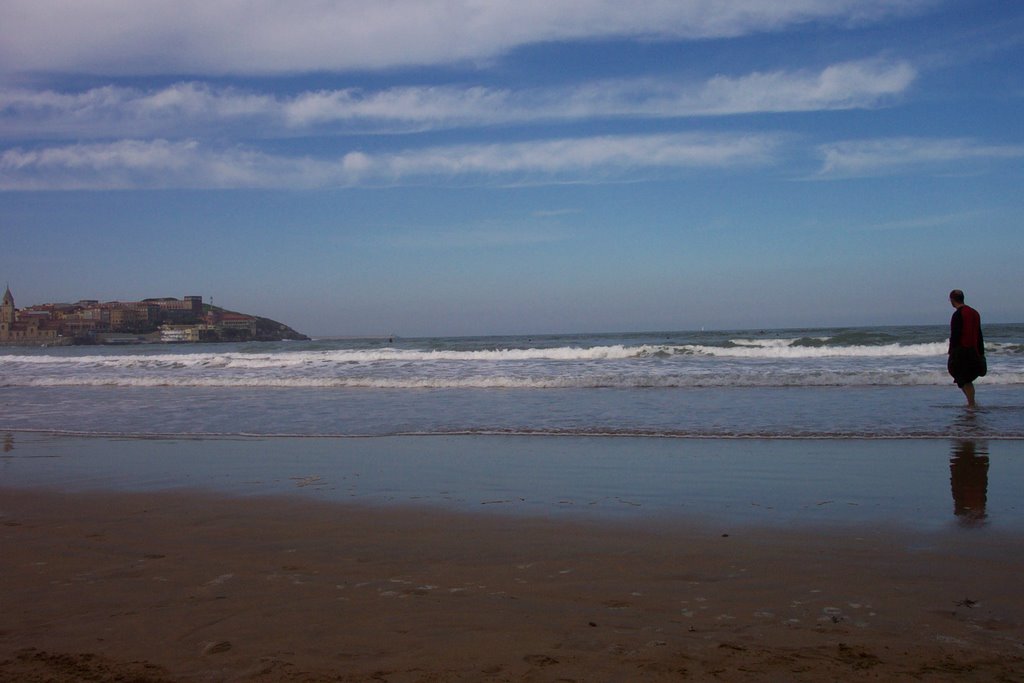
left=1, top=1, right=1022, bottom=337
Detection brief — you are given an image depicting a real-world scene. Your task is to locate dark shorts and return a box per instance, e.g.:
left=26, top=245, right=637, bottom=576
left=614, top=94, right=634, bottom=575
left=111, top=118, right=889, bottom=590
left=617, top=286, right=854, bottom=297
left=948, top=347, right=985, bottom=387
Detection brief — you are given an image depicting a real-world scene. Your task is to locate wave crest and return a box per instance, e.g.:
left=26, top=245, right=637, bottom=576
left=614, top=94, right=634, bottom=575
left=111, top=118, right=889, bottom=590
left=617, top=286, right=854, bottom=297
left=0, top=339, right=964, bottom=368
left=9, top=369, right=1024, bottom=389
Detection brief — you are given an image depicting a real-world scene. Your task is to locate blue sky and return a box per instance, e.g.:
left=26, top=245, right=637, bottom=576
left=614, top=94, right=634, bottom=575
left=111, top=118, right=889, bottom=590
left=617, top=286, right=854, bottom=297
left=1, top=1, right=1022, bottom=337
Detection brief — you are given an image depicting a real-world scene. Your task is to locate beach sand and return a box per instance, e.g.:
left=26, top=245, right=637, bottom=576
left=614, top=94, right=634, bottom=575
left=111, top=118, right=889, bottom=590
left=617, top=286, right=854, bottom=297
left=2, top=486, right=1023, bottom=682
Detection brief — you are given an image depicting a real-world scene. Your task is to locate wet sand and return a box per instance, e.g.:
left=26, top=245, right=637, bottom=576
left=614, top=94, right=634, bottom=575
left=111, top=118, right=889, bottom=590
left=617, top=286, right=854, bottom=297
left=2, top=486, right=1023, bottom=682
left=4, top=434, right=1024, bottom=531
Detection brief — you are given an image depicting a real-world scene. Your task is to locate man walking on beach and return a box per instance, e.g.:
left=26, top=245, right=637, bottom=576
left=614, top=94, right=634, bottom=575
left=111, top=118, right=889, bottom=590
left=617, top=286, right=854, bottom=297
left=948, top=289, right=985, bottom=408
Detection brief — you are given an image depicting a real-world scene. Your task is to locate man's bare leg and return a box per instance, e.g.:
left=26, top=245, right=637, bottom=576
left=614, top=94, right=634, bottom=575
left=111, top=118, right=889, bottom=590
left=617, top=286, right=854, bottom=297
left=961, top=382, right=976, bottom=408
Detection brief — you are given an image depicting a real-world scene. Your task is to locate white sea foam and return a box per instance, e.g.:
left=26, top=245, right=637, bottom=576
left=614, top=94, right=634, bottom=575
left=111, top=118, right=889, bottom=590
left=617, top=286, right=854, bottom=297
left=729, top=337, right=825, bottom=347
left=11, top=369, right=1024, bottom=389
left=692, top=341, right=949, bottom=359
left=0, top=340, right=957, bottom=369
left=1, top=346, right=641, bottom=367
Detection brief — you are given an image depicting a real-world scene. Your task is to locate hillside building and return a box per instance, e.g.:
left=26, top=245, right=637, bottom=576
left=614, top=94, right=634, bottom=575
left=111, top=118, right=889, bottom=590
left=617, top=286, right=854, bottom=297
left=1, top=286, right=301, bottom=344
left=1, top=286, right=63, bottom=345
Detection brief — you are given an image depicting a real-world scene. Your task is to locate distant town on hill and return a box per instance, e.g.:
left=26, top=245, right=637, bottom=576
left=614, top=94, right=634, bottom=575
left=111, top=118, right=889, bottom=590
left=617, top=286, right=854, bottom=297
left=1, top=286, right=309, bottom=345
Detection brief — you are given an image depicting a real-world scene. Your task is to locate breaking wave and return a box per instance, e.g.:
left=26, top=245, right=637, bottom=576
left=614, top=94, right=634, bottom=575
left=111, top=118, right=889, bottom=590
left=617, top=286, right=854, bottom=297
left=2, top=332, right=1020, bottom=390
left=9, top=369, right=1024, bottom=389
left=0, top=339, right=970, bottom=369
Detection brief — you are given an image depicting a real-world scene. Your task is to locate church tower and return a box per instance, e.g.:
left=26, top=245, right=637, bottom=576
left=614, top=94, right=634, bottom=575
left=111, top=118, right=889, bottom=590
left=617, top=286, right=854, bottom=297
left=1, top=286, right=15, bottom=326
left=1, top=285, right=15, bottom=341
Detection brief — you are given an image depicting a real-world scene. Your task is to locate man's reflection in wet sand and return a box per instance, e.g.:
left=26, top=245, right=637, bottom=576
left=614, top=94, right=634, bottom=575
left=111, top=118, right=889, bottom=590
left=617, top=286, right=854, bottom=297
left=2, top=432, right=12, bottom=453
left=950, top=439, right=989, bottom=527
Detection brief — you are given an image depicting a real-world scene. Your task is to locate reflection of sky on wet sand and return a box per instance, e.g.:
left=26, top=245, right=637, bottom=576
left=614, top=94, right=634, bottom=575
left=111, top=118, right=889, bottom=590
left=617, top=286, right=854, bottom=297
left=1, top=433, right=1023, bottom=532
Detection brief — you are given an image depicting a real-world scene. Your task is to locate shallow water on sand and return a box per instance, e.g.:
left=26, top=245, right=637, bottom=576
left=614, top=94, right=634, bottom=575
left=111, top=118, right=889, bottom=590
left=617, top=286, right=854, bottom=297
left=2, top=384, right=1023, bottom=439
left=2, top=433, right=1021, bottom=532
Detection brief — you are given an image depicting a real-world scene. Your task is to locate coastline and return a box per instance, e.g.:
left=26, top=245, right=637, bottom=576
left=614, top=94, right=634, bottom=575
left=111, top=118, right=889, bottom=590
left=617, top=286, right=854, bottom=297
left=2, top=485, right=1023, bottom=681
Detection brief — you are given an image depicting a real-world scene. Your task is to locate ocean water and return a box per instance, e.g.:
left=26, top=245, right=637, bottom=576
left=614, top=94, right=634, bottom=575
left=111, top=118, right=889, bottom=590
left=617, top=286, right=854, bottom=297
left=2, top=324, right=1022, bottom=439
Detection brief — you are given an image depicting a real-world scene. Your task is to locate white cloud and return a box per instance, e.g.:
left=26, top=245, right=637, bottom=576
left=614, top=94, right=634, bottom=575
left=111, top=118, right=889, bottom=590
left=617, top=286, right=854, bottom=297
left=0, top=140, right=329, bottom=190
left=817, top=137, right=1024, bottom=177
left=690, top=59, right=915, bottom=115
left=285, top=58, right=915, bottom=126
left=0, top=59, right=915, bottom=139
left=0, top=1, right=933, bottom=76
left=282, top=86, right=516, bottom=129
left=0, top=133, right=779, bottom=190
left=0, top=84, right=275, bottom=138
left=378, top=134, right=777, bottom=179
